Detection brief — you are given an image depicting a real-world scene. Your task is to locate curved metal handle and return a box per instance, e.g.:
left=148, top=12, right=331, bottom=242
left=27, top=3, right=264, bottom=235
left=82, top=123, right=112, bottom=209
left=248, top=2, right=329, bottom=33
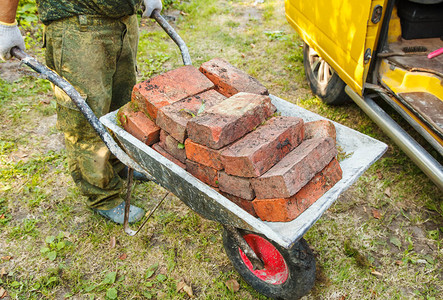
left=10, top=47, right=153, bottom=179
left=151, top=10, right=192, bottom=66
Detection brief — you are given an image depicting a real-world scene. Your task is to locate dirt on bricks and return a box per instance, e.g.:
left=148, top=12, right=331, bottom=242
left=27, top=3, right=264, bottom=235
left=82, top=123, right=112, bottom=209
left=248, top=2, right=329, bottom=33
left=117, top=102, right=160, bottom=146
left=118, top=58, right=342, bottom=223
left=186, top=92, right=276, bottom=149
left=251, top=137, right=338, bottom=199
left=132, top=65, right=214, bottom=120
left=252, top=158, right=343, bottom=222
left=200, top=58, right=269, bottom=97
left=220, top=116, right=304, bottom=177
left=156, top=89, right=226, bottom=143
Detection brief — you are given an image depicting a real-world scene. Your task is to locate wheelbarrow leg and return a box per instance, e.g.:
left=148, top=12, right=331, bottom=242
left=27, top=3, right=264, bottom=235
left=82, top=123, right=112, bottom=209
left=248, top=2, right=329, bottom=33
left=123, top=167, right=169, bottom=236
left=223, top=225, right=264, bottom=270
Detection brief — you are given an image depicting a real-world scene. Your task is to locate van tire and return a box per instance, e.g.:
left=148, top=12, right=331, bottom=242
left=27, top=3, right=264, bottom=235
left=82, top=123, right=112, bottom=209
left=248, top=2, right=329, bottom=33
left=303, top=42, right=350, bottom=105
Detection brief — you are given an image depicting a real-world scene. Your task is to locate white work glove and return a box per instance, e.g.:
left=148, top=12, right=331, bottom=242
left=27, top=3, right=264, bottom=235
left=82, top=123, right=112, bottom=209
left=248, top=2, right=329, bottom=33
left=142, top=0, right=162, bottom=18
left=0, top=21, right=25, bottom=61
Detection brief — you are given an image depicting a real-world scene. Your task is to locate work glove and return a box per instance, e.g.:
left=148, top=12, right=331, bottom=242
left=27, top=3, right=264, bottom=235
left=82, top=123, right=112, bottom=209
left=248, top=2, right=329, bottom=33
left=142, top=0, right=162, bottom=18
left=0, top=21, right=25, bottom=61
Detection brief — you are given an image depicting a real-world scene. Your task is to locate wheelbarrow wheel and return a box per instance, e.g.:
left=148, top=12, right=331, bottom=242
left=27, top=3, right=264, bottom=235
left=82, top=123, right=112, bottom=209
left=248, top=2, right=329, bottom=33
left=222, top=229, right=316, bottom=300
left=303, top=42, right=350, bottom=105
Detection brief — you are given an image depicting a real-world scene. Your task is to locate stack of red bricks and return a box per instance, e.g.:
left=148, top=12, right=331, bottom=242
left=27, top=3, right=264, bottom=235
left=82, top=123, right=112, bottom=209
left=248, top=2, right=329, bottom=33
left=118, top=58, right=343, bottom=222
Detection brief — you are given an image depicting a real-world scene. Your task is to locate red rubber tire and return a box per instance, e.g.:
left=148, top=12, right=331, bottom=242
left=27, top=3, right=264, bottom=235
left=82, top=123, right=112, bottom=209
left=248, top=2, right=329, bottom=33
left=223, top=229, right=316, bottom=300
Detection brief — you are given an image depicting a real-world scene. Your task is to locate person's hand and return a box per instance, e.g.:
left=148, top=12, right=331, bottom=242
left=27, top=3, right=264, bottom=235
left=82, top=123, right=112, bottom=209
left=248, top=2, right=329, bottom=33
left=0, top=21, right=25, bottom=61
left=142, top=0, right=162, bottom=18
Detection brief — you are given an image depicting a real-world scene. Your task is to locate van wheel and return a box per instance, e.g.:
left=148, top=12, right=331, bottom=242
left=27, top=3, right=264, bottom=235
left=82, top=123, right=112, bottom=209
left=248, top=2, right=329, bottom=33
left=222, top=229, right=316, bottom=299
left=303, top=42, right=350, bottom=105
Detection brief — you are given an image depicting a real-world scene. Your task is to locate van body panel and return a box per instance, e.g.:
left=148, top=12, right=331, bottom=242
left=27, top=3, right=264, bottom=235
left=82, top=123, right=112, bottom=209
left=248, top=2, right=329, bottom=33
left=285, top=0, right=387, bottom=95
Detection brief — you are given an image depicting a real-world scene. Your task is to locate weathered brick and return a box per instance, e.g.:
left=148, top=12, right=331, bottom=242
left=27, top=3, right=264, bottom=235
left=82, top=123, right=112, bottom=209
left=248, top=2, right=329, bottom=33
left=185, top=139, right=224, bottom=170
left=186, top=159, right=219, bottom=187
left=252, top=158, right=342, bottom=222
left=199, top=58, right=269, bottom=97
left=156, top=90, right=226, bottom=143
left=152, top=143, right=186, bottom=169
left=220, top=191, right=258, bottom=217
left=117, top=102, right=160, bottom=145
left=304, top=120, right=336, bottom=142
left=251, top=137, right=337, bottom=199
left=218, top=171, right=255, bottom=200
left=159, top=130, right=187, bottom=163
left=187, top=92, right=276, bottom=149
left=131, top=65, right=214, bottom=120
left=221, top=116, right=304, bottom=177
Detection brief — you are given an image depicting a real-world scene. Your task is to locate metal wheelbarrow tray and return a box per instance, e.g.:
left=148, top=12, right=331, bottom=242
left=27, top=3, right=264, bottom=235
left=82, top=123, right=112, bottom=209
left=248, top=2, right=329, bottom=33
left=101, top=95, right=388, bottom=249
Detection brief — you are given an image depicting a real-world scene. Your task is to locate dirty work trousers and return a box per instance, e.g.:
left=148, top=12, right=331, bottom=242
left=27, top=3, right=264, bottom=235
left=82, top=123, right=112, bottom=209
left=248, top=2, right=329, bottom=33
left=44, top=14, right=139, bottom=210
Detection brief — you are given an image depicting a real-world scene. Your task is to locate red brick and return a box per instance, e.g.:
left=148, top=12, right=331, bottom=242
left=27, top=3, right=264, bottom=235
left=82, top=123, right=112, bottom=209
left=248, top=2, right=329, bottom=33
left=220, top=191, right=258, bottom=217
left=252, top=158, right=343, bottom=222
left=186, top=159, right=219, bottom=187
left=199, top=58, right=269, bottom=97
left=218, top=171, right=255, bottom=200
left=156, top=90, right=226, bottom=143
left=185, top=139, right=224, bottom=170
left=187, top=92, right=276, bottom=149
left=159, top=130, right=187, bottom=163
left=251, top=137, right=337, bottom=199
left=117, top=102, right=160, bottom=145
left=304, top=120, right=336, bottom=142
left=152, top=143, right=186, bottom=169
left=221, top=116, right=304, bottom=177
left=131, top=66, right=214, bottom=120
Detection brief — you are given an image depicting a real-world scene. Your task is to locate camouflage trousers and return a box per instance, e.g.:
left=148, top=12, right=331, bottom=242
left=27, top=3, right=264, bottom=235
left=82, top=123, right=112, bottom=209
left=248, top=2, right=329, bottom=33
left=45, top=14, right=139, bottom=209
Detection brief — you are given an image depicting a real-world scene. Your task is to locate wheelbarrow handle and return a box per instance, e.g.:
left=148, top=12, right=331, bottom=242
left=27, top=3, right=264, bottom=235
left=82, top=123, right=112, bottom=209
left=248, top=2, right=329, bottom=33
left=151, top=9, right=192, bottom=66
left=10, top=47, right=153, bottom=179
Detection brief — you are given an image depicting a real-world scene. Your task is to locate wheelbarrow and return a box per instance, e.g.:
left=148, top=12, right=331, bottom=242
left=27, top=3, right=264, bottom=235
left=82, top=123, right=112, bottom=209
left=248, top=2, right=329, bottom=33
left=12, top=10, right=387, bottom=300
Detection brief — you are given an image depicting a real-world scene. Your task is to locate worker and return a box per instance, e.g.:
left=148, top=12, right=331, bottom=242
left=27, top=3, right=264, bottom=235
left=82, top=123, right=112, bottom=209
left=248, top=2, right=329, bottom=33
left=0, top=0, right=162, bottom=224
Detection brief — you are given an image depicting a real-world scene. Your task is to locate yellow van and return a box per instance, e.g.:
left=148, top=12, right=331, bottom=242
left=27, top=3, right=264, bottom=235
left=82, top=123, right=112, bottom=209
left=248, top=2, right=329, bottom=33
left=285, top=0, right=443, bottom=189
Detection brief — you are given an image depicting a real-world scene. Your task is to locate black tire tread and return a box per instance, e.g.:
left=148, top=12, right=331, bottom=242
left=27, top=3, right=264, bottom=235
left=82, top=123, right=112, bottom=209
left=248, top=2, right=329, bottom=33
left=303, top=42, right=350, bottom=105
left=222, top=229, right=316, bottom=300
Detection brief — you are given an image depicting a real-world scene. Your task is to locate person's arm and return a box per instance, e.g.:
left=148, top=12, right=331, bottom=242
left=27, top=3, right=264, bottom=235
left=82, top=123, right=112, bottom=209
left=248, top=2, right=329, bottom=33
left=0, top=0, right=25, bottom=61
left=0, top=0, right=20, bottom=23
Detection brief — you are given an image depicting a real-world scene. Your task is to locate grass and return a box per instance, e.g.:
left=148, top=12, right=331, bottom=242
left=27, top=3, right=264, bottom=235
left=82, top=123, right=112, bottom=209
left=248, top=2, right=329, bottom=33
left=1, top=0, right=442, bottom=299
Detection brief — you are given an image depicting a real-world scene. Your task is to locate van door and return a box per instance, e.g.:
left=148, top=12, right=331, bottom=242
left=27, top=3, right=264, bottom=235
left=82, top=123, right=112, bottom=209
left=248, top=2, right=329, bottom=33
left=285, top=0, right=387, bottom=95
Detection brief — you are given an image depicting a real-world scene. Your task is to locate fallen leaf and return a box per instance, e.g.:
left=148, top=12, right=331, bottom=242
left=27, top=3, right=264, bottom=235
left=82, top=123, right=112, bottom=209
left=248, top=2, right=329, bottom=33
left=370, top=270, right=382, bottom=277
left=183, top=284, right=193, bottom=298
left=109, top=236, right=116, bottom=249
left=384, top=187, right=391, bottom=197
left=176, top=281, right=186, bottom=292
left=1, top=256, right=12, bottom=261
left=0, top=268, right=6, bottom=277
left=0, top=287, right=6, bottom=299
left=225, top=279, right=240, bottom=292
left=118, top=253, right=127, bottom=260
left=376, top=170, right=383, bottom=179
left=339, top=296, right=346, bottom=300
left=372, top=209, right=381, bottom=219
